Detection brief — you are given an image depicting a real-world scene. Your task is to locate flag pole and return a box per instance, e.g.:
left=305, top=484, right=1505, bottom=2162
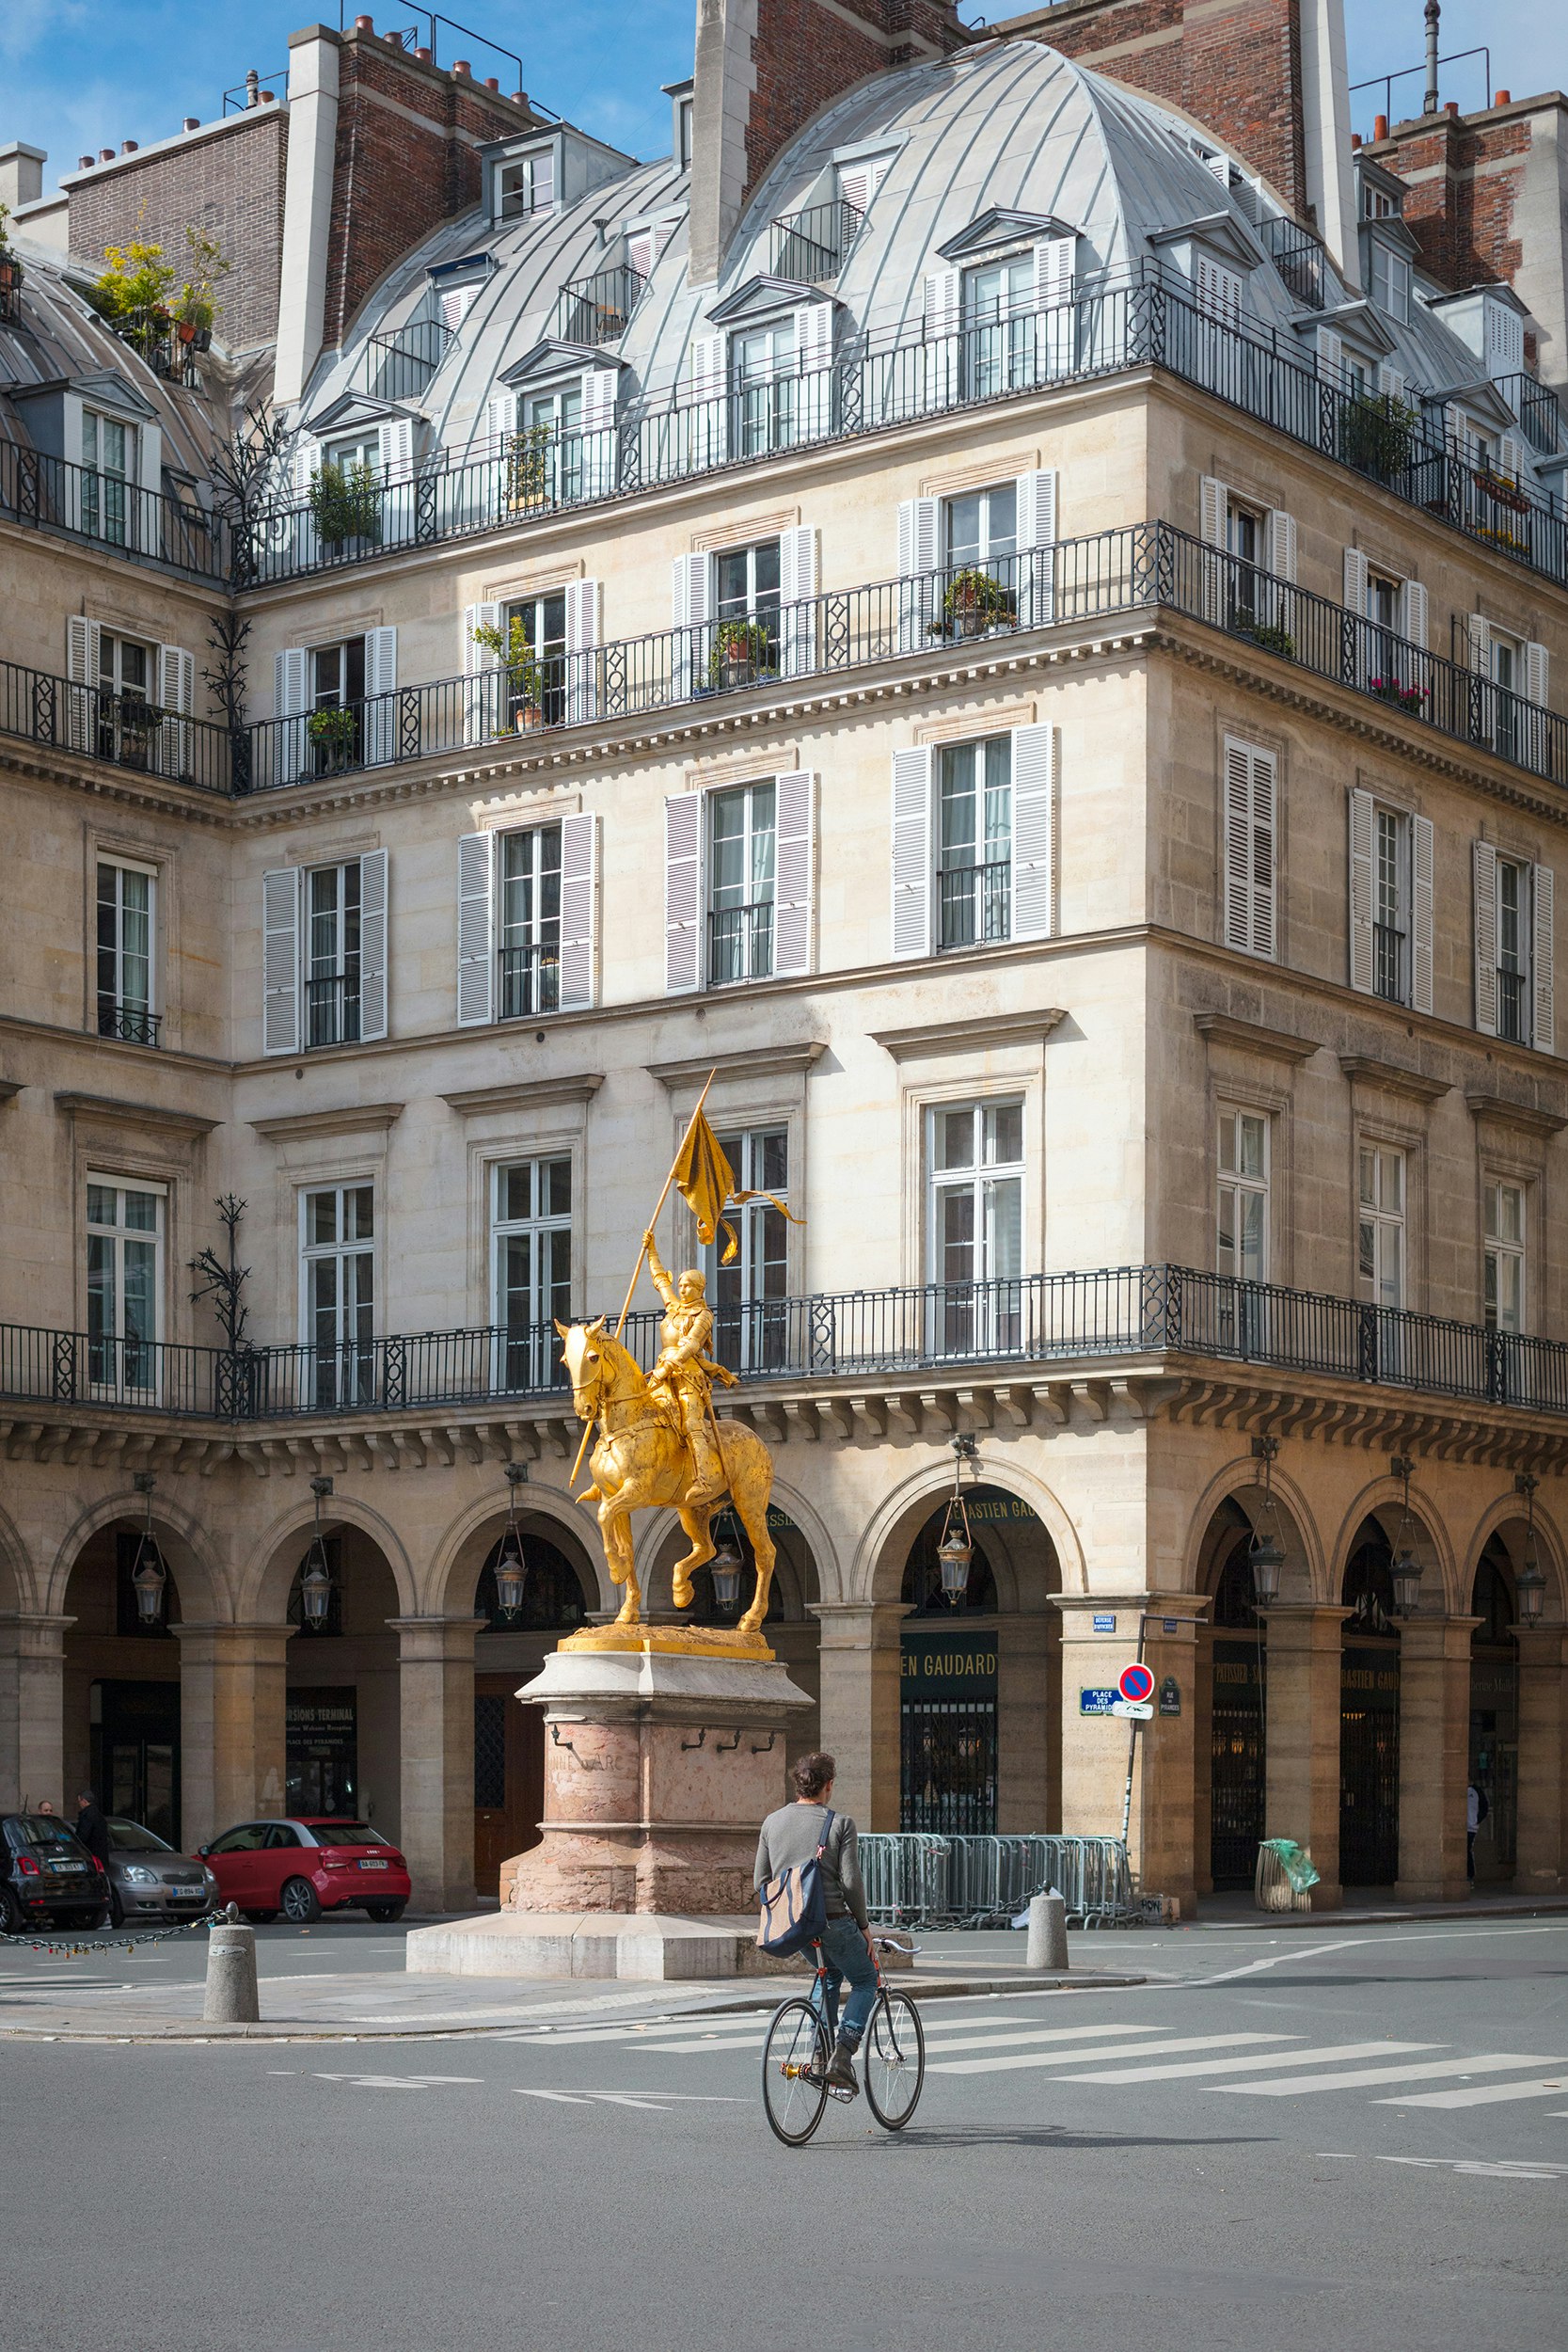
left=568, top=1072, right=717, bottom=1494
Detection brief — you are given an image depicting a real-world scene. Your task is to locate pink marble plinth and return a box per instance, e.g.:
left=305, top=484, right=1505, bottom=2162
left=501, top=1646, right=814, bottom=1917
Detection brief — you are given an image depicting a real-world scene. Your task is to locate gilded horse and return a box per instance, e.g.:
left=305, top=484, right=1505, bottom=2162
left=555, top=1318, right=778, bottom=1633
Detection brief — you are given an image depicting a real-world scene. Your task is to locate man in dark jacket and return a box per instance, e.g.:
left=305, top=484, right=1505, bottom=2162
left=73, top=1790, right=112, bottom=1867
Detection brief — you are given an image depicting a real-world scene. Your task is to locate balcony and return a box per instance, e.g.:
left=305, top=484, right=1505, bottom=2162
left=499, top=941, right=561, bottom=1019
left=6, top=1265, right=1567, bottom=1425
left=939, top=860, right=1012, bottom=950
left=708, top=899, right=774, bottom=986
left=768, top=199, right=863, bottom=285
left=97, top=999, right=162, bottom=1047
left=1259, top=216, right=1328, bottom=311
left=0, top=443, right=229, bottom=584
left=554, top=262, right=645, bottom=346
left=8, top=521, right=1567, bottom=802
left=305, top=973, right=362, bottom=1050
left=350, top=319, right=453, bottom=402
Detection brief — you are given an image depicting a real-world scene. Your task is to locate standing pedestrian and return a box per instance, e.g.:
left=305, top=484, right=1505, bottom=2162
left=754, top=1751, right=876, bottom=2094
left=1465, top=1781, right=1490, bottom=1882
left=73, top=1789, right=112, bottom=1867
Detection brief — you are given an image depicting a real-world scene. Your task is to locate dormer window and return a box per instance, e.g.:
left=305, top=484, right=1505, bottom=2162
left=499, top=151, right=554, bottom=221
left=1361, top=183, right=1402, bottom=221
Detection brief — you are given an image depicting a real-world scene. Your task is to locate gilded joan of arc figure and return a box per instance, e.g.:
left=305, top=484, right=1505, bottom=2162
left=641, top=1228, right=736, bottom=1503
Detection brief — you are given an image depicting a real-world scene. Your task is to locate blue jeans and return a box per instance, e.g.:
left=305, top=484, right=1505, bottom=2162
left=816, top=1914, right=877, bottom=2047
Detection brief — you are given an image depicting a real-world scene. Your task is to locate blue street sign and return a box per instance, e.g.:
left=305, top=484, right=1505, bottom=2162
left=1080, top=1687, right=1119, bottom=1714
left=1092, top=1613, right=1116, bottom=1632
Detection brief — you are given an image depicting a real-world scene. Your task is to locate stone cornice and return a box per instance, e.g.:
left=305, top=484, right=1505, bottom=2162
left=1193, top=1011, right=1321, bottom=1065
left=1338, top=1054, right=1451, bottom=1104
left=54, top=1090, right=220, bottom=1136
left=440, top=1074, right=604, bottom=1117
left=645, top=1042, right=826, bottom=1089
left=871, top=1009, right=1068, bottom=1060
left=0, top=1078, right=22, bottom=1102
left=1465, top=1089, right=1568, bottom=1138
left=249, top=1101, right=404, bottom=1141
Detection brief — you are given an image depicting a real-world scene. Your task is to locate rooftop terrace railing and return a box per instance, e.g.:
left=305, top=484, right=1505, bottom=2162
left=5, top=1265, right=1564, bottom=1423
left=8, top=521, right=1563, bottom=798
left=235, top=265, right=1568, bottom=598
left=351, top=318, right=454, bottom=402
left=554, top=262, right=646, bottom=346
left=0, top=439, right=231, bottom=586
left=768, top=198, right=863, bottom=284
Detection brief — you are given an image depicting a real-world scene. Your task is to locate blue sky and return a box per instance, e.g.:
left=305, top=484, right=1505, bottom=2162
left=2, top=1, right=1560, bottom=198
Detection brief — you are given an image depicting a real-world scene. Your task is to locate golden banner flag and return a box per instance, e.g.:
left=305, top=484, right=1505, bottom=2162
left=673, top=1106, right=801, bottom=1263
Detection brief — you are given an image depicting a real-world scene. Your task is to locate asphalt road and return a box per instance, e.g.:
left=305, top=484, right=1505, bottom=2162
left=3, top=1916, right=1564, bottom=2351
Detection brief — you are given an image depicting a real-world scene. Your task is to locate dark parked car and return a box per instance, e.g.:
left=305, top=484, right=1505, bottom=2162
left=103, top=1817, right=216, bottom=1928
left=199, top=1818, right=411, bottom=1923
left=0, top=1812, right=108, bottom=1931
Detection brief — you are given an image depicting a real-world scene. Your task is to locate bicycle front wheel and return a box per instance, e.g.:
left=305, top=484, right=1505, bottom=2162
left=761, top=1997, right=830, bottom=2146
left=863, top=1990, right=925, bottom=2130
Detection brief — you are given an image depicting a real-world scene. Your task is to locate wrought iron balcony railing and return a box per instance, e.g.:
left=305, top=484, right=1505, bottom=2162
left=708, top=899, right=774, bottom=986
left=554, top=262, right=646, bottom=346
left=351, top=319, right=454, bottom=402
left=498, top=941, right=561, bottom=1019
left=0, top=440, right=230, bottom=585
left=231, top=264, right=1568, bottom=602
left=7, top=523, right=1565, bottom=801
left=768, top=199, right=863, bottom=284
left=96, top=999, right=162, bottom=1046
left=1259, top=216, right=1328, bottom=311
left=5, top=1264, right=1567, bottom=1423
left=939, top=859, right=1012, bottom=950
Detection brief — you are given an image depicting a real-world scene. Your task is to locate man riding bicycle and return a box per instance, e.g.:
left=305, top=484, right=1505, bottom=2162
left=753, top=1750, right=877, bottom=2094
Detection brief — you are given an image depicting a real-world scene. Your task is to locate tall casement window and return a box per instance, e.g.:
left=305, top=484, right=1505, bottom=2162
left=731, top=320, right=797, bottom=458
left=1474, top=840, right=1554, bottom=1051
left=898, top=470, right=1057, bottom=645
left=711, top=1127, right=790, bottom=1371
left=1349, top=789, right=1433, bottom=1011
left=1216, top=1109, right=1269, bottom=1284
left=261, top=852, right=388, bottom=1056
left=1483, top=1179, right=1526, bottom=1335
left=82, top=408, right=135, bottom=545
left=456, top=818, right=595, bottom=1026
left=301, top=1184, right=374, bottom=1406
left=272, top=630, right=397, bottom=784
left=498, top=150, right=554, bottom=220
left=709, top=779, right=777, bottom=985
left=1221, top=739, right=1277, bottom=961
left=670, top=530, right=817, bottom=693
left=492, top=1158, right=571, bottom=1391
left=1463, top=613, right=1547, bottom=767
left=938, top=738, right=1012, bottom=949
left=943, top=485, right=1017, bottom=581
left=892, top=728, right=1054, bottom=960
left=1356, top=1145, right=1405, bottom=1311
left=961, top=253, right=1034, bottom=398
left=87, top=1177, right=163, bottom=1394
left=715, top=537, right=782, bottom=673
left=96, top=860, right=157, bottom=1044
left=66, top=620, right=194, bottom=777
left=506, top=589, right=567, bottom=725
left=1199, top=481, right=1297, bottom=636
left=928, top=1099, right=1024, bottom=1354
left=523, top=383, right=582, bottom=501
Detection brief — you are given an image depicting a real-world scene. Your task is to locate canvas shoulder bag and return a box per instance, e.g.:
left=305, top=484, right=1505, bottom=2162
left=755, top=1808, right=836, bottom=1957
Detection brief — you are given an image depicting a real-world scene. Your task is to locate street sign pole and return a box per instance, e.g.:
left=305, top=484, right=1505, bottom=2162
left=1119, top=1611, right=1151, bottom=1849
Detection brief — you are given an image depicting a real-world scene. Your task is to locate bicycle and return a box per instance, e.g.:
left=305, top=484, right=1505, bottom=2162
left=761, top=1932, right=926, bottom=2145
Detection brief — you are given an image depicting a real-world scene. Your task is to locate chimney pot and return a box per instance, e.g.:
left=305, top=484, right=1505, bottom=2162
left=453, top=57, right=470, bottom=76
left=1444, top=100, right=1459, bottom=118
left=355, top=12, right=374, bottom=28
left=511, top=90, right=526, bottom=107
left=182, top=117, right=200, bottom=131
left=79, top=154, right=94, bottom=169
left=416, top=45, right=432, bottom=61
left=99, top=148, right=115, bottom=163
left=483, top=75, right=499, bottom=91
left=1351, top=132, right=1362, bottom=150
left=1373, top=113, right=1388, bottom=141
left=120, top=139, right=137, bottom=154
left=1495, top=89, right=1511, bottom=106
left=261, top=90, right=275, bottom=103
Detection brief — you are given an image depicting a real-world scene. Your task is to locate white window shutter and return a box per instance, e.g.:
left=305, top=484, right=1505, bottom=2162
left=664, top=791, right=704, bottom=993
left=1223, top=739, right=1277, bottom=961
left=1402, top=579, right=1428, bottom=650
left=1010, top=724, right=1056, bottom=943
left=66, top=615, right=102, bottom=752
left=1348, top=787, right=1375, bottom=994
left=1342, top=547, right=1369, bottom=616
left=1525, top=641, right=1549, bottom=707
left=896, top=496, right=940, bottom=652
left=892, top=745, right=933, bottom=959
left=565, top=580, right=602, bottom=722
left=1465, top=612, right=1492, bottom=674
left=1015, top=469, right=1058, bottom=627
left=155, top=644, right=195, bottom=779
left=1499, top=431, right=1526, bottom=485
left=688, top=331, right=727, bottom=464
left=274, top=646, right=309, bottom=786
left=557, top=810, right=597, bottom=1010
left=358, top=848, right=388, bottom=1041
left=292, top=433, right=321, bottom=497
left=579, top=368, right=618, bottom=495
left=1316, top=326, right=1343, bottom=386
left=1034, top=236, right=1076, bottom=374
left=779, top=528, right=818, bottom=677
left=1472, top=838, right=1498, bottom=1038
left=1532, top=864, right=1555, bottom=1052
left=772, top=771, right=816, bottom=977
left=1445, top=402, right=1468, bottom=455
left=362, top=626, right=398, bottom=767
left=627, top=230, right=654, bottom=281
left=795, top=301, right=834, bottom=373
left=1377, top=360, right=1406, bottom=403
left=262, top=866, right=301, bottom=1056
left=1265, top=510, right=1297, bottom=583
left=377, top=418, right=414, bottom=485
left=456, top=830, right=495, bottom=1026
left=1411, top=814, right=1434, bottom=1014
left=924, top=266, right=959, bottom=411
left=464, top=600, right=500, bottom=744
left=924, top=266, right=959, bottom=334
left=672, top=552, right=710, bottom=698
left=484, top=390, right=517, bottom=453
left=1200, top=476, right=1227, bottom=626
left=580, top=368, right=618, bottom=436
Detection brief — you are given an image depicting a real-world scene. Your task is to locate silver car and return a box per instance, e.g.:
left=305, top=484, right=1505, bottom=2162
left=104, top=1817, right=216, bottom=1927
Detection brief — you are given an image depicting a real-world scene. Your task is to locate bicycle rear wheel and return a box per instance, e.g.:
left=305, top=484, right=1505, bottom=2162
left=761, top=1997, right=830, bottom=2146
left=863, top=1990, right=925, bottom=2129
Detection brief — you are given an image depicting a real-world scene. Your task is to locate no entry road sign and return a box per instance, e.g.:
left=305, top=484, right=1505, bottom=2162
left=1117, top=1662, right=1156, bottom=1706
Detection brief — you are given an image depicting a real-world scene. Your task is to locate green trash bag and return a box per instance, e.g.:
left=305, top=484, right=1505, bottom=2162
left=1259, top=1838, right=1320, bottom=1894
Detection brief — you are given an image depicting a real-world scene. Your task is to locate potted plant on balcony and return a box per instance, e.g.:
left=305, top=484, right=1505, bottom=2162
left=708, top=618, right=774, bottom=690
left=933, top=566, right=1018, bottom=641
left=1338, top=389, right=1418, bottom=485
left=469, top=613, right=545, bottom=730
left=1474, top=463, right=1530, bottom=516
left=1369, top=675, right=1430, bottom=715
left=111, top=690, right=158, bottom=766
left=505, top=421, right=555, bottom=511
left=1235, top=619, right=1296, bottom=661
left=307, top=705, right=358, bottom=772
left=309, top=457, right=382, bottom=547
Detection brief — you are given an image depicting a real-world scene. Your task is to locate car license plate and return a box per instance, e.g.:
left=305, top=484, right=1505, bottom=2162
left=170, top=1883, right=203, bottom=1899
left=359, top=1857, right=388, bottom=1870
left=55, top=1860, right=87, bottom=1873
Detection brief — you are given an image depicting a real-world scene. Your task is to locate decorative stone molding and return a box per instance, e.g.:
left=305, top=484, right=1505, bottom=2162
left=55, top=1090, right=219, bottom=1136
left=871, top=1009, right=1067, bottom=1061
left=441, top=1074, right=605, bottom=1117
left=249, top=1100, right=404, bottom=1141
left=1193, top=1011, right=1321, bottom=1065
left=1337, top=1055, right=1451, bottom=1104
left=645, top=1041, right=825, bottom=1089
left=1465, top=1090, right=1568, bottom=1139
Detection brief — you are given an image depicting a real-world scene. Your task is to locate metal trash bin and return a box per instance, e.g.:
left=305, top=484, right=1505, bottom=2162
left=1255, top=1837, right=1319, bottom=1913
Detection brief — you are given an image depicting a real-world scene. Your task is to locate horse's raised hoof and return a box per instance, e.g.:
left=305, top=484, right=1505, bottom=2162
left=672, top=1575, right=693, bottom=1610
left=576, top=1484, right=601, bottom=1506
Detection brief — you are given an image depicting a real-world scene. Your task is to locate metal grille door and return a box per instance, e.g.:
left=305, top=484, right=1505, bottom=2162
left=1339, top=1645, right=1400, bottom=1884
left=1210, top=1639, right=1263, bottom=1887
left=900, top=1697, right=997, bottom=1834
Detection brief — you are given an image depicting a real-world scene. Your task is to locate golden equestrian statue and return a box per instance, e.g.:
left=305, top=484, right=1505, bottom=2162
left=554, top=1082, right=799, bottom=1654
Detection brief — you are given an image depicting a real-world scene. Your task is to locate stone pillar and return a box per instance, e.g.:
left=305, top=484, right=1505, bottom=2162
left=393, top=1615, right=480, bottom=1915
left=1514, top=1624, right=1567, bottom=1897
left=1056, top=1600, right=1140, bottom=1844
left=1056, top=1597, right=1201, bottom=1910
left=1259, top=1604, right=1352, bottom=1910
left=1396, top=1614, right=1478, bottom=1904
left=174, top=1623, right=293, bottom=1852
left=1138, top=1607, right=1202, bottom=1916
left=0, top=1613, right=72, bottom=1812
left=996, top=1612, right=1055, bottom=1832
left=811, top=1602, right=908, bottom=1831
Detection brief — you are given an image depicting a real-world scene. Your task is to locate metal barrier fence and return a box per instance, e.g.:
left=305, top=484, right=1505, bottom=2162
left=859, top=1833, right=1136, bottom=1928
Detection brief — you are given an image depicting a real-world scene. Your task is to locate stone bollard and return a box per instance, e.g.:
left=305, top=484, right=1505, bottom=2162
left=1026, top=1889, right=1069, bottom=1973
left=203, top=1909, right=260, bottom=2024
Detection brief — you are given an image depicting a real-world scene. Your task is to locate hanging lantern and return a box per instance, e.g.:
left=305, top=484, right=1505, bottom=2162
left=130, top=1472, right=166, bottom=1627
left=1390, top=1455, right=1421, bottom=1619
left=936, top=1436, right=977, bottom=1603
left=709, top=1522, right=744, bottom=1614
left=1248, top=1437, right=1283, bottom=1608
left=300, top=1475, right=335, bottom=1629
left=494, top=1464, right=530, bottom=1620
left=1515, top=1472, right=1545, bottom=1626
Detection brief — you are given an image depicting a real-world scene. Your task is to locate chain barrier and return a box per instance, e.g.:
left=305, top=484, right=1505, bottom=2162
left=0, top=1907, right=224, bottom=1960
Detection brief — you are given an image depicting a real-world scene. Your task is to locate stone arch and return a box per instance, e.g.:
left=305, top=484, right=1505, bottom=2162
left=1181, top=1456, right=1323, bottom=1606
left=430, top=1483, right=607, bottom=1620
left=241, top=1493, right=419, bottom=1625
left=850, top=1453, right=1082, bottom=1607
left=1461, top=1491, right=1568, bottom=1618
left=1328, top=1475, right=1455, bottom=1614
left=0, top=1501, right=30, bottom=1613
left=48, top=1487, right=224, bottom=1624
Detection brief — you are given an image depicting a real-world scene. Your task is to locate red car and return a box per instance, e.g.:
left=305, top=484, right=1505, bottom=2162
left=198, top=1817, right=410, bottom=1924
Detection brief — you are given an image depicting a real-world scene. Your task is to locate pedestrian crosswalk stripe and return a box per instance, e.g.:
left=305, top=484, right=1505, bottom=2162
left=1376, top=2073, right=1568, bottom=2110
left=1216, top=2054, right=1565, bottom=2098
left=1062, top=2040, right=1437, bottom=2085
left=918, top=2023, right=1169, bottom=2057
left=930, top=2031, right=1292, bottom=2076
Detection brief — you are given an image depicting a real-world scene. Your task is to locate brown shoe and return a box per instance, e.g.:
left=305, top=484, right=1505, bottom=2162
left=825, top=2037, right=859, bottom=2093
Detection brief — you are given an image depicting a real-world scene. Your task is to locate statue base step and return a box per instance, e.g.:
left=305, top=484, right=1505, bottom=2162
left=405, top=1910, right=799, bottom=1981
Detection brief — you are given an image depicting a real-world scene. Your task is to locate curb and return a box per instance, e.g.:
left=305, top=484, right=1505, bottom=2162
left=1182, top=1899, right=1568, bottom=1932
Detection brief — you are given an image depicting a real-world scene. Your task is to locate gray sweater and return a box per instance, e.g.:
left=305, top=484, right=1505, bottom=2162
left=753, top=1802, right=869, bottom=1931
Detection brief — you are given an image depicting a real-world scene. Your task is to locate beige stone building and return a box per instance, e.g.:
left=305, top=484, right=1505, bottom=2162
left=1, top=0, right=1565, bottom=1918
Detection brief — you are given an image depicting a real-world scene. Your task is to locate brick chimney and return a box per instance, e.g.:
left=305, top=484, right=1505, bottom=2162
left=688, top=0, right=967, bottom=286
